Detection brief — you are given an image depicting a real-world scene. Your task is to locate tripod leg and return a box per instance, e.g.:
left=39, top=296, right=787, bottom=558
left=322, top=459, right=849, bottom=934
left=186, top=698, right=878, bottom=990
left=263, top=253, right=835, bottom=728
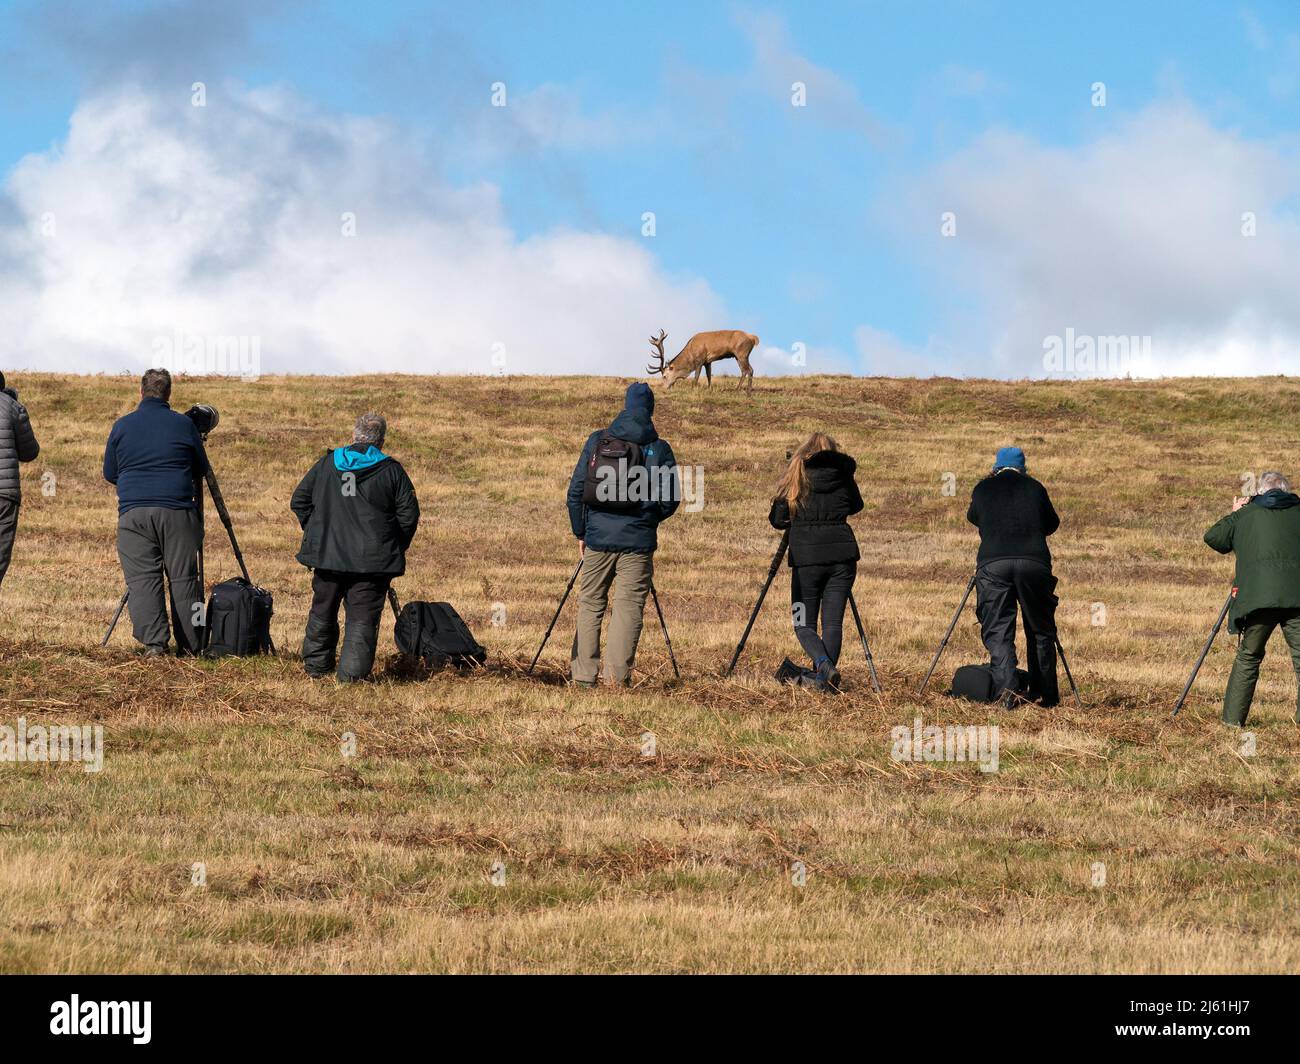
left=203, top=467, right=251, bottom=584
left=1172, top=588, right=1235, bottom=718
left=195, top=475, right=205, bottom=594
left=101, top=590, right=129, bottom=647
left=528, top=558, right=584, bottom=675
left=724, top=531, right=789, bottom=677
left=1054, top=637, right=1083, bottom=708
left=650, top=582, right=680, bottom=679
left=847, top=591, right=882, bottom=693
left=917, top=572, right=977, bottom=695
left=386, top=586, right=402, bottom=623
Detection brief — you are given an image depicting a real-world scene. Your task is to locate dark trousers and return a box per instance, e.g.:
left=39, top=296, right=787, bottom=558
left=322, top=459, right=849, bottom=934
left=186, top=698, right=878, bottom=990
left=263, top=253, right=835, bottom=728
left=302, top=569, right=391, bottom=681
left=975, top=557, right=1059, bottom=704
left=1222, top=607, right=1300, bottom=726
left=116, top=506, right=204, bottom=654
left=0, top=497, right=18, bottom=588
left=790, top=561, right=856, bottom=666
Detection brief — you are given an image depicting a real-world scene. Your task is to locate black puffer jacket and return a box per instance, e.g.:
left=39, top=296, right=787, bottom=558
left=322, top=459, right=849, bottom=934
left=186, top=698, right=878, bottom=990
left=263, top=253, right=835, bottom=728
left=768, top=451, right=863, bottom=566
left=0, top=387, right=40, bottom=501
left=290, top=447, right=420, bottom=575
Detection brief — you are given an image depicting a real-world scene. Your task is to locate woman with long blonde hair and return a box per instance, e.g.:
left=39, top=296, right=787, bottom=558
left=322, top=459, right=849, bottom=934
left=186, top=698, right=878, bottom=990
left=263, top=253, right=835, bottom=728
left=769, top=432, right=864, bottom=691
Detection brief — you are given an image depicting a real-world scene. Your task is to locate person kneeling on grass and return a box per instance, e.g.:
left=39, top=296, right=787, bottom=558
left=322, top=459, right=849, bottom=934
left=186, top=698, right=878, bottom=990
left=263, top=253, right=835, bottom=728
left=565, top=382, right=679, bottom=687
left=290, top=413, right=419, bottom=682
left=1204, top=470, right=1300, bottom=728
left=769, top=433, right=863, bottom=693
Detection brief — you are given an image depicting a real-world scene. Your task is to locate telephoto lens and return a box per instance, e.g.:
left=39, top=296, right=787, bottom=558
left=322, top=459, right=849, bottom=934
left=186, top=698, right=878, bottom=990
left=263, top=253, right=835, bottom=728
left=185, top=404, right=220, bottom=436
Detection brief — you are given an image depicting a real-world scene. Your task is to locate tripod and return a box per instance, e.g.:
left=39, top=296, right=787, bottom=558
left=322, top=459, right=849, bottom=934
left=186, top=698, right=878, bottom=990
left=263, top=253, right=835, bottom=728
left=724, top=531, right=883, bottom=691
left=1171, top=586, right=1235, bottom=718
left=917, top=570, right=1081, bottom=708
left=101, top=447, right=255, bottom=648
left=527, top=555, right=680, bottom=679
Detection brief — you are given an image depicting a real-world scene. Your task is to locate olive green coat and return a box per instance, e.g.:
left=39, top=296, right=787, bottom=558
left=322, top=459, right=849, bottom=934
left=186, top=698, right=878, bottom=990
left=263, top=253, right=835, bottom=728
left=1204, top=491, right=1300, bottom=632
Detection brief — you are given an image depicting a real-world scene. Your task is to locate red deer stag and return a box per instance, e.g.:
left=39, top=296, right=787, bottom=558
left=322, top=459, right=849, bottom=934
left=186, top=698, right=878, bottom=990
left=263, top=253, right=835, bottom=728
left=646, top=329, right=759, bottom=392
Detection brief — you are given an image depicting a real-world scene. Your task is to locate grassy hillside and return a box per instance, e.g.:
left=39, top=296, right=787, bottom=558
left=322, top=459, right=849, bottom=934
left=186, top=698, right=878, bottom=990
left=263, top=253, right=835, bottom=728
left=1, top=371, right=1297, bottom=973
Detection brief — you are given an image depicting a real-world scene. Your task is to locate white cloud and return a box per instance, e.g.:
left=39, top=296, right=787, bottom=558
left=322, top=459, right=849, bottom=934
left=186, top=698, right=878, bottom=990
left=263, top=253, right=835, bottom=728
left=888, top=100, right=1300, bottom=377
left=0, top=84, right=725, bottom=376
left=732, top=7, right=893, bottom=147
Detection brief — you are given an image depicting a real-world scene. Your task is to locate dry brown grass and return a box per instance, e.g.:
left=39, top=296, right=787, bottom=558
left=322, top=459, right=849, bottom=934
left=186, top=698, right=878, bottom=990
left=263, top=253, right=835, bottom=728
left=0, top=371, right=1297, bottom=973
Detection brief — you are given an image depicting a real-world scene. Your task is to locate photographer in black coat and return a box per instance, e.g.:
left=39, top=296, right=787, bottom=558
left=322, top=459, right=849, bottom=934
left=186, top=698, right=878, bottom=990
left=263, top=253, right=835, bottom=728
left=290, top=414, right=419, bottom=681
left=967, top=446, right=1060, bottom=708
left=769, top=433, right=864, bottom=692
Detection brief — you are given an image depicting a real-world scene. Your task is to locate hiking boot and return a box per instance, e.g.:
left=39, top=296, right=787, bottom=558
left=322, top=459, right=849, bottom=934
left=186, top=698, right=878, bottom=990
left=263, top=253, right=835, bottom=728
left=140, top=644, right=168, bottom=657
left=571, top=678, right=597, bottom=689
left=999, top=689, right=1019, bottom=710
left=814, top=658, right=841, bottom=693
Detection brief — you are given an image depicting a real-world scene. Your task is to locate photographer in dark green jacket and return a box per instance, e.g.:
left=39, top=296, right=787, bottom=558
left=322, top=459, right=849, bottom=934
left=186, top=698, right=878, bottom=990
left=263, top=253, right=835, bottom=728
left=1204, top=471, right=1300, bottom=726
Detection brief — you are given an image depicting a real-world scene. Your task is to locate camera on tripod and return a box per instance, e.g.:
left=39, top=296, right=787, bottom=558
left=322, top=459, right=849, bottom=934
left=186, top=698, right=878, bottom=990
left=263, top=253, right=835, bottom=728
left=184, top=403, right=220, bottom=438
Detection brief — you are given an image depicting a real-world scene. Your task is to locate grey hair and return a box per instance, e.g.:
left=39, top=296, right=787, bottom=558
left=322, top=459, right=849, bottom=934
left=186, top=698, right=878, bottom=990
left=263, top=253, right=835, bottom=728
left=352, top=413, right=387, bottom=449
left=1259, top=471, right=1290, bottom=493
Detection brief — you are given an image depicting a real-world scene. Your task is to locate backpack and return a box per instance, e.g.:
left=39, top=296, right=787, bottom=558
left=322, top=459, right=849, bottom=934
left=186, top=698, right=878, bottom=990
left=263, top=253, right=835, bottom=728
left=203, top=578, right=275, bottom=657
left=394, top=601, right=486, bottom=669
left=581, top=433, right=644, bottom=512
left=949, top=664, right=1028, bottom=703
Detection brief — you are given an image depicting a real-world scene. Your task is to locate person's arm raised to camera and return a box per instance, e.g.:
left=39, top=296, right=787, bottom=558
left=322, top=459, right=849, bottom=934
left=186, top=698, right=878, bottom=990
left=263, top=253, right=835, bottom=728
left=566, top=433, right=596, bottom=541
left=769, top=495, right=791, bottom=529
left=13, top=398, right=38, bottom=463
left=650, top=439, right=679, bottom=524
left=102, top=422, right=120, bottom=485
left=394, top=464, right=419, bottom=550
left=1041, top=484, right=1060, bottom=536
left=289, top=458, right=318, bottom=530
left=846, top=471, right=864, bottom=517
left=190, top=420, right=211, bottom=480
left=1204, top=508, right=1240, bottom=554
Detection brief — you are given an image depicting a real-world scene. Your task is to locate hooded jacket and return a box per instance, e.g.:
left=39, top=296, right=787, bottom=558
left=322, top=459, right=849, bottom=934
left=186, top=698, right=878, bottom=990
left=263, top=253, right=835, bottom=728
left=1204, top=489, right=1300, bottom=631
left=566, top=383, right=679, bottom=554
left=967, top=469, right=1059, bottom=568
left=768, top=450, right=863, bottom=567
left=291, top=445, right=420, bottom=575
left=0, top=387, right=39, bottom=502
left=103, top=397, right=209, bottom=514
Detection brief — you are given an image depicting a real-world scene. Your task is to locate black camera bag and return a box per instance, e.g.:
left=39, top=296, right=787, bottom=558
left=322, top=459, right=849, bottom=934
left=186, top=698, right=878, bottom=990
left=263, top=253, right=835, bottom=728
left=203, top=578, right=275, bottom=657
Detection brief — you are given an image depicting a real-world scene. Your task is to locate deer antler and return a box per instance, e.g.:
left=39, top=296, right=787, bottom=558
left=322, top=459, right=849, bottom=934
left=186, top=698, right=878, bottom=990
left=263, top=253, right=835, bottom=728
left=646, top=329, right=668, bottom=375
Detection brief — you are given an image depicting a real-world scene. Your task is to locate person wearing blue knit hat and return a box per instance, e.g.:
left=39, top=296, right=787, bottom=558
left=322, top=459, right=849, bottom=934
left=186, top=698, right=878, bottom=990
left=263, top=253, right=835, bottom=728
left=967, top=445, right=1061, bottom=708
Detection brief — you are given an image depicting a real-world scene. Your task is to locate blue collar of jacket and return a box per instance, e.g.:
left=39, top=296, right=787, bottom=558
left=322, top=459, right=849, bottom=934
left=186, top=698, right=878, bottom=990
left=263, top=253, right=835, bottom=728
left=138, top=397, right=171, bottom=410
left=333, top=445, right=389, bottom=471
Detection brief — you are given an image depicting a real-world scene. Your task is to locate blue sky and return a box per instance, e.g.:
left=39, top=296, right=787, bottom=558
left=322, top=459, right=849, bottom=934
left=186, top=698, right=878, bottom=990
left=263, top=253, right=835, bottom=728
left=1, top=0, right=1298, bottom=377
